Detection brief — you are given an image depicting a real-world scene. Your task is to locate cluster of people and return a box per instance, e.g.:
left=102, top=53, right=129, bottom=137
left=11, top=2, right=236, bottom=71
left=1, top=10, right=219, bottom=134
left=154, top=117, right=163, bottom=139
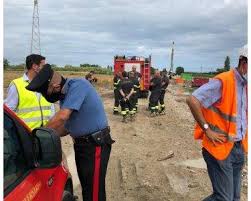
left=113, top=66, right=141, bottom=123
left=4, top=43, right=248, bottom=201
left=5, top=54, right=114, bottom=201
left=148, top=69, right=169, bottom=116
left=113, top=66, right=170, bottom=122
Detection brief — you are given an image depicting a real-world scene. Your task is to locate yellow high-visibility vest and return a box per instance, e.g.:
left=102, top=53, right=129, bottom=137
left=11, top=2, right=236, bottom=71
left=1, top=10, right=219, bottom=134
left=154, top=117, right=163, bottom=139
left=12, top=77, right=52, bottom=130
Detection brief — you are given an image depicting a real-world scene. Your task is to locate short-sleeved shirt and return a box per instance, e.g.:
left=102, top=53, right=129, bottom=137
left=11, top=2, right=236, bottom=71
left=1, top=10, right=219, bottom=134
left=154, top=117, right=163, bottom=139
left=118, top=78, right=134, bottom=95
left=60, top=78, right=108, bottom=137
left=192, top=68, right=247, bottom=141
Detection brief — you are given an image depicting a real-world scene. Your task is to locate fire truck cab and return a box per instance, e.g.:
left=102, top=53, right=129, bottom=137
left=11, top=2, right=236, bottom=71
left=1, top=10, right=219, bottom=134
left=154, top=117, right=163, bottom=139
left=114, top=55, right=151, bottom=98
left=4, top=105, right=75, bottom=201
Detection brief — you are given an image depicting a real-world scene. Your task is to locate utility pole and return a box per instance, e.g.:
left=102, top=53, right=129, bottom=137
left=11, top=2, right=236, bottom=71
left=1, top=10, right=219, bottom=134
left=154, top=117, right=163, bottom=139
left=31, top=0, right=41, bottom=54
left=169, top=41, right=174, bottom=73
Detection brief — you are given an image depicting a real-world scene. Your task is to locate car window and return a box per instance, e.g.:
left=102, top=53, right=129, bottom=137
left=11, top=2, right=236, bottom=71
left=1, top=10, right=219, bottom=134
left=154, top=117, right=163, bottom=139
left=4, top=114, right=30, bottom=191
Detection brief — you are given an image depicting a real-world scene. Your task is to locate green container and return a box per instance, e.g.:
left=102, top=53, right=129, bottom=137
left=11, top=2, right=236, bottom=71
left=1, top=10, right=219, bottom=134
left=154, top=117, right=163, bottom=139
left=181, top=73, right=193, bottom=81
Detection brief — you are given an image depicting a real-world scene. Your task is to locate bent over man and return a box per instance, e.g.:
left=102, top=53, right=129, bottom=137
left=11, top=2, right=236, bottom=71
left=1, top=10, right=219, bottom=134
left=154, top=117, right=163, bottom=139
left=27, top=64, right=114, bottom=201
left=186, top=45, right=248, bottom=201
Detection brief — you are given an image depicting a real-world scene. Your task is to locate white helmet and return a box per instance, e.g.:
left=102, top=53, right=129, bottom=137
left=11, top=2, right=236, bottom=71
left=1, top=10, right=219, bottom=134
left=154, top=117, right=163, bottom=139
left=239, top=44, right=248, bottom=58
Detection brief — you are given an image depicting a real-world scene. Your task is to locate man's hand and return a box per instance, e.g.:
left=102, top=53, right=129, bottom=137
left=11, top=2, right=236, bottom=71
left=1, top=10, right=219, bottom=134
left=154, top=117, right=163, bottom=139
left=46, top=108, right=72, bottom=137
left=205, top=128, right=227, bottom=146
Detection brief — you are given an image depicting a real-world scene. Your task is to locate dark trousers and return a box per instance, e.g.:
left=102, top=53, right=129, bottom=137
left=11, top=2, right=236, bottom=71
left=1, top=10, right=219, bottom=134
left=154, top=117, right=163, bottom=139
left=202, top=142, right=245, bottom=201
left=159, top=90, right=166, bottom=111
left=113, top=90, right=120, bottom=112
left=74, top=139, right=112, bottom=201
left=120, top=98, right=134, bottom=116
left=149, top=90, right=161, bottom=113
left=131, top=92, right=138, bottom=112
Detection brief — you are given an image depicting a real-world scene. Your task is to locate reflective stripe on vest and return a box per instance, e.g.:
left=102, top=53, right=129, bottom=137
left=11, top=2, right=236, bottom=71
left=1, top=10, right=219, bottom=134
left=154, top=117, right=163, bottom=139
left=16, top=106, right=51, bottom=113
left=194, top=69, right=248, bottom=160
left=208, top=106, right=236, bottom=122
left=12, top=77, right=52, bottom=130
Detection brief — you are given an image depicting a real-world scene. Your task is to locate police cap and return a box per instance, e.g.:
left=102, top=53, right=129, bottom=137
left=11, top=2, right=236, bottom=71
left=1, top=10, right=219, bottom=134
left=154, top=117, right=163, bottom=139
left=26, top=64, right=54, bottom=93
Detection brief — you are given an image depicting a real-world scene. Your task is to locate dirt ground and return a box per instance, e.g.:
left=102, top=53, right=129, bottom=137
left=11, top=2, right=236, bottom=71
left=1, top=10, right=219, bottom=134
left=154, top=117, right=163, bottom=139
left=61, top=83, right=248, bottom=201
left=3, top=71, right=247, bottom=201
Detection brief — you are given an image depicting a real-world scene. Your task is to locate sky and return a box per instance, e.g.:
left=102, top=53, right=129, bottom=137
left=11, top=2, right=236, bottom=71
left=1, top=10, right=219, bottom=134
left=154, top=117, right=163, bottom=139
left=4, top=0, right=247, bottom=72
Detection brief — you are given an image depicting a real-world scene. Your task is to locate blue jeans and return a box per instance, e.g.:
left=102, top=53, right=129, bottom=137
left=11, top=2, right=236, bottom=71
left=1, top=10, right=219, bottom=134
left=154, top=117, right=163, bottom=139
left=202, top=142, right=245, bottom=201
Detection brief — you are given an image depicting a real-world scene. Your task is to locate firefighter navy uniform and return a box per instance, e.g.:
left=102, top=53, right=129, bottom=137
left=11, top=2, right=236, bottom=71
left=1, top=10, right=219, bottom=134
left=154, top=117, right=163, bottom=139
left=159, top=74, right=169, bottom=114
left=149, top=76, right=162, bottom=115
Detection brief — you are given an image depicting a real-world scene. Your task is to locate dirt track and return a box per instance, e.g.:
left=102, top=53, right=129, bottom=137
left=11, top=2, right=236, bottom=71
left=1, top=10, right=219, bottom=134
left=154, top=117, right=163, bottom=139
left=62, top=83, right=247, bottom=201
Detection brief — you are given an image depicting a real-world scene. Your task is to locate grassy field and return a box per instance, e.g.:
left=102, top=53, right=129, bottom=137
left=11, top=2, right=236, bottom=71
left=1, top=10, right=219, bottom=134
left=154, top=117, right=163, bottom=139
left=3, top=70, right=114, bottom=92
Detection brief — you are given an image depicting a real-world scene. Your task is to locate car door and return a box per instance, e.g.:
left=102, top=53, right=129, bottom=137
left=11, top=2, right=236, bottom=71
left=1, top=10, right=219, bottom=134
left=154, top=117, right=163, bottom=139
left=4, top=110, right=55, bottom=201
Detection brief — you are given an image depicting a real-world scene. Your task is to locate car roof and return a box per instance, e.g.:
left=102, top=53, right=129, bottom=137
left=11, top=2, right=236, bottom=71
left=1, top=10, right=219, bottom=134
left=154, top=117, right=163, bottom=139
left=4, top=104, right=32, bottom=133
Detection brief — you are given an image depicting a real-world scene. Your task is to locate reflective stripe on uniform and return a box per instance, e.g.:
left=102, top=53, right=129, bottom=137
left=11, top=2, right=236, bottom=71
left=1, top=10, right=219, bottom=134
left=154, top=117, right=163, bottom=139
left=113, top=107, right=119, bottom=111
left=208, top=106, right=236, bottom=122
left=161, top=104, right=165, bottom=108
left=23, top=115, right=51, bottom=123
left=208, top=123, right=235, bottom=141
left=16, top=106, right=51, bottom=113
left=121, top=111, right=127, bottom=115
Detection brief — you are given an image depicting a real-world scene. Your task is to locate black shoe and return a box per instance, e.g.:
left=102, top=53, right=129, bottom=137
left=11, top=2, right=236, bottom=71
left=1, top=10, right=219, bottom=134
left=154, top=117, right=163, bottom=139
left=113, top=111, right=119, bottom=115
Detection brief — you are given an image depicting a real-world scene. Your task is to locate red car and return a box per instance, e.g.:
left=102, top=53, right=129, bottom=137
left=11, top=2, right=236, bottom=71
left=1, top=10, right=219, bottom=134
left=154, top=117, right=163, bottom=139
left=4, top=105, right=76, bottom=201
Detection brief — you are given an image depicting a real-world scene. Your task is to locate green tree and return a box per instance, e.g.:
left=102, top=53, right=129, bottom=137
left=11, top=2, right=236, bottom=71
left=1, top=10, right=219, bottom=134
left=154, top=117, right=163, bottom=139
left=4, top=58, right=10, bottom=69
left=224, top=56, right=230, bottom=71
left=51, top=64, right=58, bottom=69
left=175, top=66, right=184, bottom=75
left=150, top=67, right=156, bottom=75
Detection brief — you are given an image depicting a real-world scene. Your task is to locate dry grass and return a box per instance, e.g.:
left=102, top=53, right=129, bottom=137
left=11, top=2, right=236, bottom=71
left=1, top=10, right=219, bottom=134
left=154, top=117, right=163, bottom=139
left=3, top=70, right=113, bottom=94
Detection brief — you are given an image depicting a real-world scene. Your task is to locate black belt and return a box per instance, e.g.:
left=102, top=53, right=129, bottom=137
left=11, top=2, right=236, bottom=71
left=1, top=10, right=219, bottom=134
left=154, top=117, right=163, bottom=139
left=73, top=127, right=113, bottom=145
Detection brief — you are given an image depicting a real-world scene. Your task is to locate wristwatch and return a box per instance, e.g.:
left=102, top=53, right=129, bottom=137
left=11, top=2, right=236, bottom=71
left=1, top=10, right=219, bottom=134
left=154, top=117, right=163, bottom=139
left=203, top=123, right=209, bottom=131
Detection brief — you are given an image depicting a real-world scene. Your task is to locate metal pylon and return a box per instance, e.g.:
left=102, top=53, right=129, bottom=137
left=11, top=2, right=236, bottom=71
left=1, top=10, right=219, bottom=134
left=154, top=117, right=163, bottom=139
left=31, top=0, right=41, bottom=54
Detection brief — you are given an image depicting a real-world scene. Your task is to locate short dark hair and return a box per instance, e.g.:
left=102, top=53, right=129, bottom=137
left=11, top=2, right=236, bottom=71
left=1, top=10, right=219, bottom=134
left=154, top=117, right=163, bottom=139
left=122, top=71, right=128, bottom=78
left=26, top=54, right=46, bottom=70
left=238, top=56, right=248, bottom=68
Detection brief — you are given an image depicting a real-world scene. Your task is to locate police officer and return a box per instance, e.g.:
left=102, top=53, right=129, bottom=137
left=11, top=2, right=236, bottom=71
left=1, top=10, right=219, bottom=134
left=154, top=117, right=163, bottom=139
left=113, top=72, right=122, bottom=115
left=149, top=70, right=162, bottom=116
left=118, top=71, right=135, bottom=122
left=26, top=64, right=114, bottom=201
left=5, top=54, right=55, bottom=130
left=159, top=69, right=169, bottom=115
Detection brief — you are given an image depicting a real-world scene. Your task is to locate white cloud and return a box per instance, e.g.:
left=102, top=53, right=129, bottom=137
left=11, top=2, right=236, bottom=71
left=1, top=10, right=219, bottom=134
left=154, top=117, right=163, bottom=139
left=4, top=0, right=247, bottom=70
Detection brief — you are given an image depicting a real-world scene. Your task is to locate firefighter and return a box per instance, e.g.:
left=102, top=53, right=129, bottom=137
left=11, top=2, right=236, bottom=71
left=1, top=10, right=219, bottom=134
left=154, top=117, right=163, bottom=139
left=85, top=71, right=98, bottom=84
left=4, top=54, right=55, bottom=130
left=186, top=45, right=248, bottom=201
left=159, top=69, right=169, bottom=115
left=113, top=71, right=122, bottom=115
left=119, top=71, right=135, bottom=122
left=26, top=64, right=115, bottom=201
left=129, top=65, right=141, bottom=110
left=130, top=65, right=142, bottom=80
left=149, top=70, right=162, bottom=117
left=129, top=71, right=140, bottom=113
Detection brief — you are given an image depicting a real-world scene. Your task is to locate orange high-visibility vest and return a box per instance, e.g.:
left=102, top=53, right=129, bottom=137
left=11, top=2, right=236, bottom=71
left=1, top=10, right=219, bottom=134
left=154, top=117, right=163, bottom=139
left=194, top=69, right=248, bottom=160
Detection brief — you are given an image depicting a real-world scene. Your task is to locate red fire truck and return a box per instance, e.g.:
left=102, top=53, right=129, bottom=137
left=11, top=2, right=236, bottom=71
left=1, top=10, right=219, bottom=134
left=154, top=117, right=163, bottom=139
left=114, top=55, right=151, bottom=98
left=4, top=105, right=75, bottom=201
